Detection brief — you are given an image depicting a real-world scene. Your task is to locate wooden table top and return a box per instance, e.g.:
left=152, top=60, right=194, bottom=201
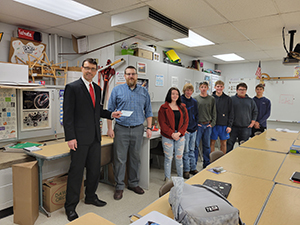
left=26, top=136, right=114, bottom=159
left=206, top=147, right=286, bottom=181
left=241, top=134, right=294, bottom=153
left=67, top=213, right=115, bottom=225
left=274, top=153, right=300, bottom=188
left=257, top=184, right=300, bottom=225
left=136, top=170, right=273, bottom=225
left=260, top=129, right=299, bottom=140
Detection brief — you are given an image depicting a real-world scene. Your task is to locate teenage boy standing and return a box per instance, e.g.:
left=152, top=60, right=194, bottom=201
left=194, top=81, right=216, bottom=169
left=227, top=82, right=258, bottom=152
left=251, top=84, right=271, bottom=136
left=211, top=80, right=234, bottom=154
left=181, top=83, right=199, bottom=179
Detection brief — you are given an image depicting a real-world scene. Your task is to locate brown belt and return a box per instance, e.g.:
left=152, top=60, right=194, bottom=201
left=200, top=122, right=210, bottom=125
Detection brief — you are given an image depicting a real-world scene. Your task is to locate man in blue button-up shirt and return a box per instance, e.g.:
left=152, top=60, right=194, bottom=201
left=107, top=65, right=153, bottom=200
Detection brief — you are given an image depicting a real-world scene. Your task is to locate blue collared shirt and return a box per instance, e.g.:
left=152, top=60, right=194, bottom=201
left=108, top=83, right=153, bottom=126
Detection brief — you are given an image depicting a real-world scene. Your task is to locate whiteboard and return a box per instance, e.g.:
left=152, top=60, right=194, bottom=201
left=264, top=80, right=300, bottom=122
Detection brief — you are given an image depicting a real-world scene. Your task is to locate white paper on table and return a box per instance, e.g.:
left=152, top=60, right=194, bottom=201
left=121, top=110, right=133, bottom=117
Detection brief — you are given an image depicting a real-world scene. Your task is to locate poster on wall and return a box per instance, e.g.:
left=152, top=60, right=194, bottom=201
left=171, top=76, right=179, bottom=87
left=0, top=89, right=17, bottom=140
left=115, top=71, right=126, bottom=84
left=137, top=78, right=149, bottom=91
left=137, top=62, right=147, bottom=75
left=21, top=90, right=51, bottom=131
left=155, top=75, right=164, bottom=87
left=9, top=37, right=46, bottom=63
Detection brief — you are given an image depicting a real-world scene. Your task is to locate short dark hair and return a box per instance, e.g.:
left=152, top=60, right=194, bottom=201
left=236, top=82, right=248, bottom=90
left=124, top=66, right=137, bottom=74
left=256, top=84, right=264, bottom=90
left=199, top=81, right=209, bottom=87
left=82, top=58, right=97, bottom=67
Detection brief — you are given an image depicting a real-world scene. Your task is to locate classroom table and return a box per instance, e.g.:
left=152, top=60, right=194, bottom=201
left=259, top=129, right=299, bottom=140
left=25, top=136, right=113, bottom=217
left=67, top=212, right=115, bottom=225
left=135, top=170, right=274, bottom=225
left=206, top=147, right=286, bottom=181
left=241, top=134, right=294, bottom=153
left=257, top=184, right=300, bottom=225
left=274, top=153, right=300, bottom=188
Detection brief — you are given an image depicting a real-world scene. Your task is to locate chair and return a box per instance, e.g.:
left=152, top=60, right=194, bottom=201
left=159, top=180, right=174, bottom=197
left=150, top=138, right=164, bottom=169
left=209, top=150, right=224, bottom=163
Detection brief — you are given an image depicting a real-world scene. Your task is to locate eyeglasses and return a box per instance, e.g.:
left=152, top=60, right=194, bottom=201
left=125, top=73, right=137, bottom=76
left=237, top=89, right=247, bottom=91
left=83, top=67, right=97, bottom=72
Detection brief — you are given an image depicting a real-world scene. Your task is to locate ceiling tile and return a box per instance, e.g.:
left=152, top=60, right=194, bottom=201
left=193, top=23, right=248, bottom=44
left=80, top=13, right=114, bottom=32
left=274, top=0, right=300, bottom=14
left=252, top=36, right=286, bottom=51
left=207, top=0, right=278, bottom=22
left=280, top=12, right=300, bottom=31
left=56, top=22, right=106, bottom=37
left=0, top=13, right=51, bottom=31
left=232, top=15, right=284, bottom=39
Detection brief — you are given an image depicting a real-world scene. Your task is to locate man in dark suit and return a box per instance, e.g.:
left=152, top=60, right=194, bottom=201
left=63, top=58, right=121, bottom=221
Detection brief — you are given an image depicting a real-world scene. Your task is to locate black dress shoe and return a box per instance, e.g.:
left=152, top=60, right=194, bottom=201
left=66, top=210, right=78, bottom=222
left=114, top=190, right=123, bottom=200
left=128, top=186, right=145, bottom=194
left=85, top=198, right=107, bottom=207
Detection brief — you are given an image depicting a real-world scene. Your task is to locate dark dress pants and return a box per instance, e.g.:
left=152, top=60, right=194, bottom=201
left=65, top=138, right=101, bottom=212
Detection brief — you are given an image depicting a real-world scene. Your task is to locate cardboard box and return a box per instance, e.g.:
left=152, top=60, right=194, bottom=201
left=134, top=48, right=153, bottom=60
left=42, top=173, right=84, bottom=213
left=12, top=161, right=39, bottom=225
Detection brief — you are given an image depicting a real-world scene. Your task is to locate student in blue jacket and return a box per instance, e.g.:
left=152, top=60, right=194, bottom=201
left=181, top=83, right=199, bottom=179
left=251, top=84, right=271, bottom=136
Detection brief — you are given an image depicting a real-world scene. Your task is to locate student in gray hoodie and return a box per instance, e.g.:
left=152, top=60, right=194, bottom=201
left=227, top=83, right=258, bottom=152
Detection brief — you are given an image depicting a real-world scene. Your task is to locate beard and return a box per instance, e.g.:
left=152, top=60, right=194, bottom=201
left=126, top=78, right=137, bottom=87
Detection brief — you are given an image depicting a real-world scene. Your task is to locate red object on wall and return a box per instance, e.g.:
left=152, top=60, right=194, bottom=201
left=17, top=28, right=42, bottom=42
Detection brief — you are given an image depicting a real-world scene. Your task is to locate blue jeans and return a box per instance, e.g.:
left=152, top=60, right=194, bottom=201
left=227, top=126, right=252, bottom=153
left=162, top=135, right=185, bottom=179
left=183, top=131, right=197, bottom=172
left=195, top=124, right=212, bottom=168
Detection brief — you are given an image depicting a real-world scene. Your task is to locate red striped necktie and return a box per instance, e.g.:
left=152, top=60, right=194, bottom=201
left=89, top=83, right=95, bottom=107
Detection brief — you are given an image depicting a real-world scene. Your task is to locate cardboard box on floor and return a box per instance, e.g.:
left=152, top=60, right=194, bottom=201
left=42, top=173, right=84, bottom=213
left=12, top=161, right=39, bottom=225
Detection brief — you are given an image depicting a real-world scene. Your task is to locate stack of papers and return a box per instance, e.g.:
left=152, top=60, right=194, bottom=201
left=4, top=142, right=42, bottom=153
left=276, top=128, right=299, bottom=133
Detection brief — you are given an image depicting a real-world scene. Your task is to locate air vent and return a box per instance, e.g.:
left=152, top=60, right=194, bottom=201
left=148, top=8, right=188, bottom=37
left=111, top=6, right=189, bottom=41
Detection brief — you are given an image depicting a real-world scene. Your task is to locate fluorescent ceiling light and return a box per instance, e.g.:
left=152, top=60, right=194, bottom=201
left=174, top=30, right=214, bottom=47
left=213, top=53, right=245, bottom=61
left=14, top=0, right=102, bottom=21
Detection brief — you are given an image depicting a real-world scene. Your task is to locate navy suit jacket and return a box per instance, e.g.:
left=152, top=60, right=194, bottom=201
left=63, top=78, right=111, bottom=145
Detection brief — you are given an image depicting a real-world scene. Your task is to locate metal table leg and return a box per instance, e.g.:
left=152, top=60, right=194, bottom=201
left=36, top=158, right=51, bottom=217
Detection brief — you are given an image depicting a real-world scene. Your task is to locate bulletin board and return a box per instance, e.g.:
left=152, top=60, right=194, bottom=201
left=9, top=37, right=46, bottom=63
left=21, top=90, right=51, bottom=131
left=0, top=89, right=17, bottom=141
